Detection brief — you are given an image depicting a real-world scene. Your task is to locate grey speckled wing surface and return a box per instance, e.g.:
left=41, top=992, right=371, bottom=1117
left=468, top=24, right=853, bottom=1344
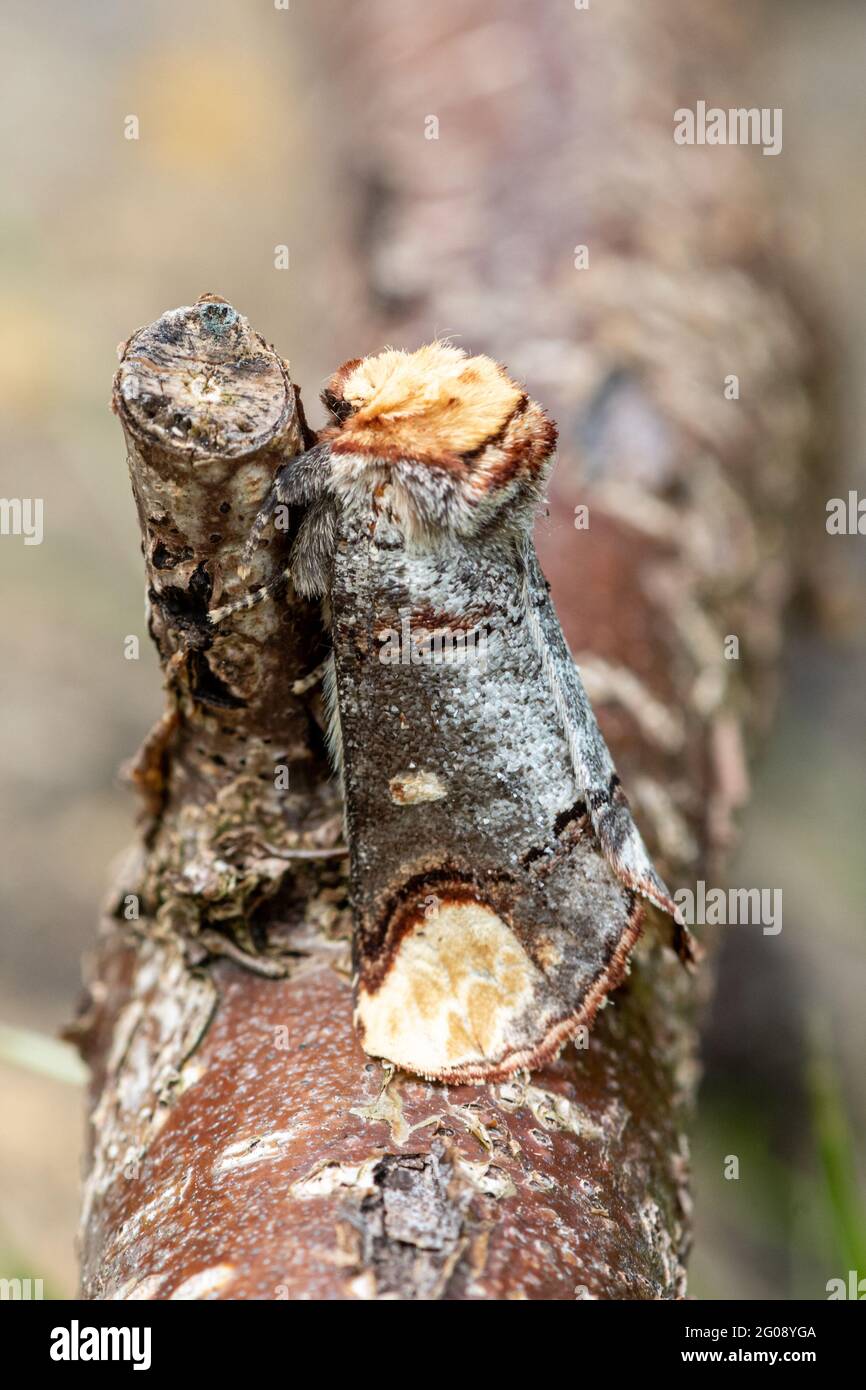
left=329, top=497, right=651, bottom=1081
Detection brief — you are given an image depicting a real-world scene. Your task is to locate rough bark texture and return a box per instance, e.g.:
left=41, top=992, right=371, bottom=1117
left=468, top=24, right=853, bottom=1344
left=75, top=1, right=818, bottom=1301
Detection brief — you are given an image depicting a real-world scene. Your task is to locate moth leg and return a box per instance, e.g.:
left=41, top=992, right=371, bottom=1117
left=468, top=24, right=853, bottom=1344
left=208, top=565, right=293, bottom=624
left=321, top=650, right=343, bottom=778
left=290, top=493, right=338, bottom=599
left=235, top=477, right=281, bottom=581
left=237, top=441, right=330, bottom=578
left=209, top=443, right=331, bottom=625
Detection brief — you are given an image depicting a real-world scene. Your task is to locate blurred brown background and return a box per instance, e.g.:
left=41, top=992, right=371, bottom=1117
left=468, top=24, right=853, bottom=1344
left=0, top=0, right=863, bottom=1299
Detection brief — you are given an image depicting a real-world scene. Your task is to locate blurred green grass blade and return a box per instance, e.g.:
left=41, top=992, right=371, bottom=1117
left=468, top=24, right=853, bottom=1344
left=807, top=1015, right=866, bottom=1277
left=0, top=1228, right=63, bottom=1300
left=0, top=1023, right=87, bottom=1085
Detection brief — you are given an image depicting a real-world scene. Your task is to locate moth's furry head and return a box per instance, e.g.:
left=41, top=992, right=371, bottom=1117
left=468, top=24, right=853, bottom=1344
left=320, top=343, right=557, bottom=540
left=323, top=343, right=521, bottom=456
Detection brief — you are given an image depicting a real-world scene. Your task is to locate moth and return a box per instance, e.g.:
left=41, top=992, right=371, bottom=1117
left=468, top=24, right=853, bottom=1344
left=211, top=343, right=686, bottom=1082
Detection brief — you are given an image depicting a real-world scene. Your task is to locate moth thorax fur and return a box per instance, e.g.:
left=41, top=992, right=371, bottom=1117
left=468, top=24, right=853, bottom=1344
left=334, top=343, right=521, bottom=452
left=319, top=344, right=558, bottom=547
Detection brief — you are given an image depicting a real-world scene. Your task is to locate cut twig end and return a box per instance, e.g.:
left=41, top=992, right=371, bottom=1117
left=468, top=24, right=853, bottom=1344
left=113, top=299, right=297, bottom=466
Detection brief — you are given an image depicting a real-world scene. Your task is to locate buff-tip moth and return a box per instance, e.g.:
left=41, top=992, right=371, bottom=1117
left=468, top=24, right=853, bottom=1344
left=210, top=343, right=688, bottom=1082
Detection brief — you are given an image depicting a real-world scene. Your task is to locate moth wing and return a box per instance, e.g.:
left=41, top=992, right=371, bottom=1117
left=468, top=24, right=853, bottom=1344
left=331, top=514, right=655, bottom=1082
left=522, top=547, right=679, bottom=920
